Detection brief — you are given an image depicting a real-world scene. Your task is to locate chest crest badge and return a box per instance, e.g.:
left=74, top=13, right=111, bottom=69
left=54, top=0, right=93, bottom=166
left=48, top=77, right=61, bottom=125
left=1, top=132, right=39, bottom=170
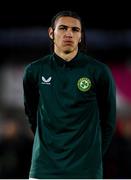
left=77, top=77, right=91, bottom=92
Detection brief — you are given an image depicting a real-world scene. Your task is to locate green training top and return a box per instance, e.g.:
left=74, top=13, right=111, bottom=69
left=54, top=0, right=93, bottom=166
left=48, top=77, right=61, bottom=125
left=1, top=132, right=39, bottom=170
left=23, top=52, right=116, bottom=179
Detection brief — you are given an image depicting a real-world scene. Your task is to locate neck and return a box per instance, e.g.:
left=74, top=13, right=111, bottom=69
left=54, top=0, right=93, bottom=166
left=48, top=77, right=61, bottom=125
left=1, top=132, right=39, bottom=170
left=54, top=49, right=78, bottom=62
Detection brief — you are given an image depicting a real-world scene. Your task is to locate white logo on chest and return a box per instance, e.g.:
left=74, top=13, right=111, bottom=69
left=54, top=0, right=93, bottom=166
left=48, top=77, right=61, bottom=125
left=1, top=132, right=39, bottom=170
left=41, top=76, right=52, bottom=85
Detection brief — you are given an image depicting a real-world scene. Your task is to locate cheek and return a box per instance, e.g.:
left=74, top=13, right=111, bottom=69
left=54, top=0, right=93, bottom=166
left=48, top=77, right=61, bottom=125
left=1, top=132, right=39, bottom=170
left=54, top=34, right=63, bottom=45
left=75, top=37, right=81, bottom=45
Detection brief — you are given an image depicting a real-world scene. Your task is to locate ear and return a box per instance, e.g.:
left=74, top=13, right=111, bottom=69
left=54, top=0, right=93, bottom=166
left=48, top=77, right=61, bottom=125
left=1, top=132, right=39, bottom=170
left=48, top=27, right=54, bottom=40
left=79, top=38, right=81, bottom=43
left=79, top=35, right=82, bottom=43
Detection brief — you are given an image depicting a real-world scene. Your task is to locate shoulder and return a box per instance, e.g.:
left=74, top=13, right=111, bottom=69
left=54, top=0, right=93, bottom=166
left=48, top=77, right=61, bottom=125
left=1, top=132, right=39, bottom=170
left=26, top=54, right=52, bottom=68
left=81, top=52, right=106, bottom=67
left=80, top=52, right=110, bottom=72
left=24, top=54, right=52, bottom=71
left=80, top=52, right=114, bottom=82
left=23, top=54, right=53, bottom=81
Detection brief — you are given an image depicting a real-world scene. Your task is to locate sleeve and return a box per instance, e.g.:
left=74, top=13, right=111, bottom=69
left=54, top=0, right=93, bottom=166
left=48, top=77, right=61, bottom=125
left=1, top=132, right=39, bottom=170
left=96, top=64, right=116, bottom=157
left=23, top=64, right=39, bottom=134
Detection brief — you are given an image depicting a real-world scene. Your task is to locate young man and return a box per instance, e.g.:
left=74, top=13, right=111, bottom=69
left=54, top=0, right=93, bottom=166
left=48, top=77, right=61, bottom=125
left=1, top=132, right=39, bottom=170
left=23, top=10, right=116, bottom=179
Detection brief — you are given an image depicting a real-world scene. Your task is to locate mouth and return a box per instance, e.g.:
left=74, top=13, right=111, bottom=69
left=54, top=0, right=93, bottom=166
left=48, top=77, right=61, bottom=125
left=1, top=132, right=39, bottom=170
left=63, top=40, right=73, bottom=45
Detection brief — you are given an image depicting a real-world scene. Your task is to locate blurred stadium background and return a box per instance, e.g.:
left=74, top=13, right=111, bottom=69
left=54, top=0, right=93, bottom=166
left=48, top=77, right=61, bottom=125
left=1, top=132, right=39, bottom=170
left=0, top=3, right=131, bottom=179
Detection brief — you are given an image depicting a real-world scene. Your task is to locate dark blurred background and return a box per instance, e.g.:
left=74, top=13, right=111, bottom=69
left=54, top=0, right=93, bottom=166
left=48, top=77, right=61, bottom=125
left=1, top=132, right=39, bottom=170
left=0, top=2, right=131, bottom=179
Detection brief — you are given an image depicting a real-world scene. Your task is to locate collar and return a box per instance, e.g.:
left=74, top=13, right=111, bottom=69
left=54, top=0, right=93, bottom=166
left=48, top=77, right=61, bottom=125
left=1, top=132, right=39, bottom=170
left=53, top=52, right=80, bottom=68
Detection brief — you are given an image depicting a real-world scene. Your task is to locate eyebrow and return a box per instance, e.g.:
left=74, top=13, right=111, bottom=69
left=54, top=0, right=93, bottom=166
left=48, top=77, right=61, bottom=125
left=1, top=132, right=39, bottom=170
left=58, top=24, right=81, bottom=31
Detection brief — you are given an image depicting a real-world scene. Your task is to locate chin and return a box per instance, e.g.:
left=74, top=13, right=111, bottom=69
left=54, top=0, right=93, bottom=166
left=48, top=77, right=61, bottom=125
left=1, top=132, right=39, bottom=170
left=64, top=50, right=72, bottom=54
left=63, top=47, right=73, bottom=54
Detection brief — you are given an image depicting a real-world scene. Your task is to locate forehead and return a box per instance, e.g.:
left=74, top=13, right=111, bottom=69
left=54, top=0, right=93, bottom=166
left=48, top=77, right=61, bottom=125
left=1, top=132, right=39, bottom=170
left=54, top=16, right=81, bottom=28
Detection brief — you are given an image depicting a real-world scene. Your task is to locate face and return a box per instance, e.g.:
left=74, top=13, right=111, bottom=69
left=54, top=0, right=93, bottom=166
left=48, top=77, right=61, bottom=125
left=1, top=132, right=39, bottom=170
left=48, top=16, right=82, bottom=54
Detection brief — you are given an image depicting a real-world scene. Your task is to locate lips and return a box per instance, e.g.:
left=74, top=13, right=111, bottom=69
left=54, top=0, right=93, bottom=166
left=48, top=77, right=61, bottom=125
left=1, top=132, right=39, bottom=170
left=63, top=40, right=73, bottom=44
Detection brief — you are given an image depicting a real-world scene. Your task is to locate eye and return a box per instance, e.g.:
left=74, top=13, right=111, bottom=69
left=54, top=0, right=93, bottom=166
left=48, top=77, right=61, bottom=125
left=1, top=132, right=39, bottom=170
left=72, top=27, right=80, bottom=32
left=59, top=26, right=67, bottom=30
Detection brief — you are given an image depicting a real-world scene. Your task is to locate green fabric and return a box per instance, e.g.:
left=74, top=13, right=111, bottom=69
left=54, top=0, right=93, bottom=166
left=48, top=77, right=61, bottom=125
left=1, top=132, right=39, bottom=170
left=23, top=52, right=116, bottom=179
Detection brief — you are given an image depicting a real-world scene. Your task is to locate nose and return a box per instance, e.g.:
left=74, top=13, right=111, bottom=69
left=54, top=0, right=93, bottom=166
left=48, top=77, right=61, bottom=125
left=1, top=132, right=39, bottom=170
left=65, top=28, right=73, bottom=37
